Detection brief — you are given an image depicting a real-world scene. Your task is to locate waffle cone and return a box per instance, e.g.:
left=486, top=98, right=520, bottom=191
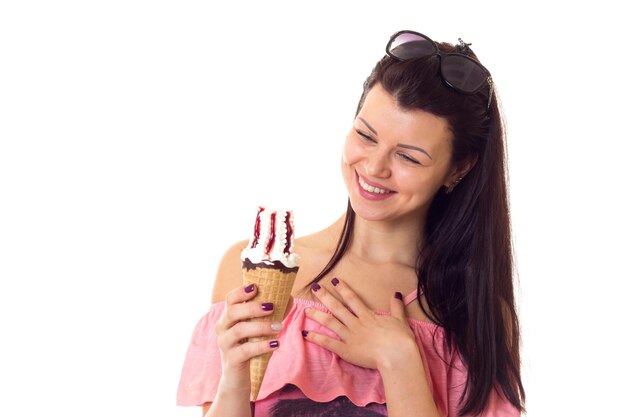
left=242, top=265, right=298, bottom=400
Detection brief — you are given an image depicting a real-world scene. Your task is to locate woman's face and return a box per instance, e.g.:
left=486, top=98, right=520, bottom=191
left=341, top=84, right=459, bottom=224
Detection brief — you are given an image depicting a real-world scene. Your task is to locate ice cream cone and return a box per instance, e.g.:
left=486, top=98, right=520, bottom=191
left=240, top=207, right=300, bottom=401
left=242, top=265, right=298, bottom=400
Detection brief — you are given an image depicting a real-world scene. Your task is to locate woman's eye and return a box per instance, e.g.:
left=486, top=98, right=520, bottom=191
left=356, top=131, right=376, bottom=143
left=399, top=153, right=421, bottom=165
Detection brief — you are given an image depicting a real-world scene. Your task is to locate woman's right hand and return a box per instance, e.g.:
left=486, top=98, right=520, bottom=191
left=213, top=283, right=282, bottom=394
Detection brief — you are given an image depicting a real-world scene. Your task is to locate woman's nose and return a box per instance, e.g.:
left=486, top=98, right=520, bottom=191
left=364, top=151, right=391, bottom=178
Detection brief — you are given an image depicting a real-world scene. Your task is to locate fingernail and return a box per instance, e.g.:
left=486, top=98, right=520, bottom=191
left=395, top=292, right=403, bottom=300
left=271, top=322, right=283, bottom=331
left=261, top=302, right=274, bottom=311
left=311, top=283, right=321, bottom=292
left=244, top=284, right=255, bottom=293
left=331, top=277, right=339, bottom=286
left=301, top=330, right=309, bottom=337
left=269, top=340, right=279, bottom=348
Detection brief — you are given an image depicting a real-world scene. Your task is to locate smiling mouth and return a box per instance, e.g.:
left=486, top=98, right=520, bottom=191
left=356, top=173, right=395, bottom=195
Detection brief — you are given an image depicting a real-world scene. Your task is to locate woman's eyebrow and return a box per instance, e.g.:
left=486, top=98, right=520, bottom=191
left=359, top=116, right=433, bottom=161
left=398, top=143, right=432, bottom=160
left=358, top=116, right=433, bottom=160
left=358, top=117, right=378, bottom=135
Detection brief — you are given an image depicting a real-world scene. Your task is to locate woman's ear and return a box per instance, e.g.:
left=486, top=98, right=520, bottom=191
left=445, top=155, right=478, bottom=190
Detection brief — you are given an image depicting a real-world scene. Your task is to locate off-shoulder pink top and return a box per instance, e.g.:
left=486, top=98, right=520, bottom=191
left=177, top=290, right=519, bottom=417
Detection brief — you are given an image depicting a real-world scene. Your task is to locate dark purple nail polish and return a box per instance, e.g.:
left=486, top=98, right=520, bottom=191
left=311, top=283, right=321, bottom=292
left=331, top=277, right=339, bottom=286
left=244, top=284, right=255, bottom=293
left=261, top=303, right=274, bottom=311
left=301, top=330, right=309, bottom=337
left=269, top=340, right=279, bottom=348
left=395, top=292, right=403, bottom=300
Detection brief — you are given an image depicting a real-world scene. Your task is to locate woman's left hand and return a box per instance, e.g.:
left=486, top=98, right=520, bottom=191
left=303, top=278, right=420, bottom=371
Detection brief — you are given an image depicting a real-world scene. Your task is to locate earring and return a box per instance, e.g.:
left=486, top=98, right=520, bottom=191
left=445, top=176, right=463, bottom=194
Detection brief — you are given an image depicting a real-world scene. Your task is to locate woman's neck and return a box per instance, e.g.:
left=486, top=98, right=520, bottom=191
left=341, top=213, right=424, bottom=267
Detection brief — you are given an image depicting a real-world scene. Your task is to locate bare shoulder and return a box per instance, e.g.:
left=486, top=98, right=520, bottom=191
left=209, top=217, right=344, bottom=302
left=296, top=229, right=332, bottom=250
left=292, top=225, right=341, bottom=293
left=211, top=239, right=248, bottom=304
left=209, top=229, right=334, bottom=304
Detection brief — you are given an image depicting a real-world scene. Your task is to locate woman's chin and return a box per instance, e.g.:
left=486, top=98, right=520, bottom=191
left=350, top=198, right=392, bottom=222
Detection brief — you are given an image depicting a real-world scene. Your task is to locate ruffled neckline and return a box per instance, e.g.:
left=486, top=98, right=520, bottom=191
left=251, top=295, right=445, bottom=404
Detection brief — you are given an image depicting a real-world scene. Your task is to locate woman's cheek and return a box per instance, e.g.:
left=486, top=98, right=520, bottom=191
left=341, top=137, right=360, bottom=167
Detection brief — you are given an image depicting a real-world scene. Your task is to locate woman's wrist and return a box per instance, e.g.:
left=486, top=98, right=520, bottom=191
left=377, top=344, right=440, bottom=417
left=376, top=337, right=421, bottom=375
left=209, top=376, right=253, bottom=417
left=217, top=372, right=252, bottom=397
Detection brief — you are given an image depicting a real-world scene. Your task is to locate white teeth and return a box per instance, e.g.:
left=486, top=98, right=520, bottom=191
left=358, top=176, right=392, bottom=194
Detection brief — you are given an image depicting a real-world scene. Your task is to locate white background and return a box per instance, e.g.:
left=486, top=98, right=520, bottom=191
left=1, top=1, right=624, bottom=416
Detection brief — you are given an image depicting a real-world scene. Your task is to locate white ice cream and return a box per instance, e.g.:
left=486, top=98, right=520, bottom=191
left=241, top=207, right=300, bottom=269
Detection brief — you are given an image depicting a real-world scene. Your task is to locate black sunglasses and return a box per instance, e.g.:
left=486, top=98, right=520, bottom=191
left=386, top=30, right=493, bottom=107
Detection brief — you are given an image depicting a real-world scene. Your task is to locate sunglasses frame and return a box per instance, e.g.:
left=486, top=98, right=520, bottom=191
left=386, top=30, right=493, bottom=106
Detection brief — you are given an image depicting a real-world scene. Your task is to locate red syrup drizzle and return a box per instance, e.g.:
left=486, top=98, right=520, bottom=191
left=251, top=206, right=264, bottom=249
left=284, top=211, right=293, bottom=254
left=265, top=211, right=277, bottom=256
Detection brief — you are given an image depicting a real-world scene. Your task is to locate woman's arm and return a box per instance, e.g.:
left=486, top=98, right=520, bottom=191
left=377, top=340, right=440, bottom=417
left=303, top=279, right=440, bottom=417
left=200, top=380, right=254, bottom=417
left=197, top=241, right=280, bottom=417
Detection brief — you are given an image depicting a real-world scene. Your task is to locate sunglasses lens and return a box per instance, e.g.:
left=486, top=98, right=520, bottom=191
left=441, top=55, right=488, bottom=93
left=388, top=32, right=436, bottom=60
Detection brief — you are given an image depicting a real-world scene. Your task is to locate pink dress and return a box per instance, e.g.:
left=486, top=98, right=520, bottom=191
left=177, top=290, right=520, bottom=416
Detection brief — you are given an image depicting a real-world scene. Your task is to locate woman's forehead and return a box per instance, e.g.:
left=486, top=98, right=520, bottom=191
left=358, top=85, right=453, bottom=149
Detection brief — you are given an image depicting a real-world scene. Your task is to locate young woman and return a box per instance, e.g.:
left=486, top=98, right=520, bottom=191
left=178, top=30, right=525, bottom=417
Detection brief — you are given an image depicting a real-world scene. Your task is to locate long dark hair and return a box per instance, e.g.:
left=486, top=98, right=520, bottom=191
left=305, top=42, right=525, bottom=416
